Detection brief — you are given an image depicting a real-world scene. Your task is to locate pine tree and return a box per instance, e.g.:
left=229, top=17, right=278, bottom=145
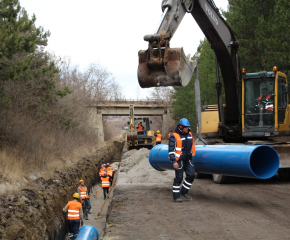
left=224, top=0, right=290, bottom=72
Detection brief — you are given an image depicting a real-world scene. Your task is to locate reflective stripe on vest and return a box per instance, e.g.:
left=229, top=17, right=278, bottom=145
left=107, top=167, right=112, bottom=177
left=78, top=186, right=88, bottom=199
left=101, top=177, right=110, bottom=188
left=156, top=133, right=162, bottom=142
left=67, top=201, right=82, bottom=220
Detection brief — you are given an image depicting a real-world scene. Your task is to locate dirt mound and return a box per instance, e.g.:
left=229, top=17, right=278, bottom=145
left=0, top=141, right=124, bottom=240
left=117, top=148, right=174, bottom=185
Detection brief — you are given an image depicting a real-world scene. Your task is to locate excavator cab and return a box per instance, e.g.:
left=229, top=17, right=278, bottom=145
left=138, top=34, right=196, bottom=88
left=243, top=69, right=290, bottom=137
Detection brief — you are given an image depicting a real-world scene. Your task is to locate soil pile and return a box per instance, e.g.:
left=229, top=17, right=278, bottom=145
left=117, top=148, right=174, bottom=185
left=0, top=141, right=124, bottom=240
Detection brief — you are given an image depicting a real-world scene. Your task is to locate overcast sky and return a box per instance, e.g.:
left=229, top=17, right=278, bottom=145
left=19, top=0, right=229, bottom=99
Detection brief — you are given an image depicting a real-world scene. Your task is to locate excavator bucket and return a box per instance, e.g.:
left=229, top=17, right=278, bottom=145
left=138, top=47, right=197, bottom=88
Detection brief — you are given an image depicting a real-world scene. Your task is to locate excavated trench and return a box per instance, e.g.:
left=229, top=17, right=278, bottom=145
left=0, top=141, right=124, bottom=240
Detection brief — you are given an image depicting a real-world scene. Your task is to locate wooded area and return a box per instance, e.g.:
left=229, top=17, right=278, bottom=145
left=0, top=0, right=124, bottom=182
left=171, top=0, right=290, bottom=130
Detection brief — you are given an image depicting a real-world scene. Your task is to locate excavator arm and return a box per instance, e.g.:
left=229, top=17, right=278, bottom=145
left=138, top=0, right=240, bottom=125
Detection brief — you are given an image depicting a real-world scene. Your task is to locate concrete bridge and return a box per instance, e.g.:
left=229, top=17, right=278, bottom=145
left=89, top=99, right=172, bottom=141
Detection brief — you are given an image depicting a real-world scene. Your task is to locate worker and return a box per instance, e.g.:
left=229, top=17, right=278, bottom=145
left=99, top=164, right=107, bottom=178
left=257, top=88, right=274, bottom=111
left=63, top=193, right=83, bottom=240
left=101, top=172, right=110, bottom=199
left=77, top=179, right=91, bottom=220
left=112, top=167, right=117, bottom=180
left=106, top=163, right=113, bottom=185
left=137, top=122, right=144, bottom=132
left=168, top=118, right=195, bottom=203
left=155, top=130, right=162, bottom=145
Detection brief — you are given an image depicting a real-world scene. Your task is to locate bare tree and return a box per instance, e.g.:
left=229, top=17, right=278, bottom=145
left=149, top=87, right=174, bottom=102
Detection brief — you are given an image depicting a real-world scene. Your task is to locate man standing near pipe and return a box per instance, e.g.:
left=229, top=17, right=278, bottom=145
left=168, top=118, right=195, bottom=202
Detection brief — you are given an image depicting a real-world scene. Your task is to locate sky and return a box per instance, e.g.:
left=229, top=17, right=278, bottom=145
left=19, top=0, right=229, bottom=99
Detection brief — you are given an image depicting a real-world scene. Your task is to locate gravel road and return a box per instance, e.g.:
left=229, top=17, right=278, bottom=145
left=102, top=148, right=290, bottom=240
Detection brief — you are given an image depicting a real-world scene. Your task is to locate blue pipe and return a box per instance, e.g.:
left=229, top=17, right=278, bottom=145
left=76, top=225, right=99, bottom=240
left=149, top=144, right=280, bottom=179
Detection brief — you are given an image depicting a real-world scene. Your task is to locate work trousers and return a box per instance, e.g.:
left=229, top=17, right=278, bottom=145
left=172, top=160, right=195, bottom=199
left=82, top=198, right=91, bottom=212
left=103, top=187, right=109, bottom=199
left=156, top=141, right=161, bottom=145
left=68, top=219, right=80, bottom=239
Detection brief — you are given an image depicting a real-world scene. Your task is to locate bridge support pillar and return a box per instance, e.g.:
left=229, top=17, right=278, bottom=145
left=162, top=111, right=170, bottom=137
left=89, top=108, right=105, bottom=141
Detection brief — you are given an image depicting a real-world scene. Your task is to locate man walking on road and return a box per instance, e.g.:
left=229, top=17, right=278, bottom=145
left=168, top=118, right=195, bottom=202
left=63, top=193, right=83, bottom=240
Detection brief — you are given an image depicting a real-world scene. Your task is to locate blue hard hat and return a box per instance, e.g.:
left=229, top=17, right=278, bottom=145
left=179, top=118, right=190, bottom=127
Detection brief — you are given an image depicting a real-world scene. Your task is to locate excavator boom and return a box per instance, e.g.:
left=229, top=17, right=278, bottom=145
left=138, top=0, right=240, bottom=125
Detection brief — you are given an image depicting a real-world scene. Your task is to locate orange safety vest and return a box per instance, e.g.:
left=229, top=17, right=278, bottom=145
left=171, top=132, right=195, bottom=161
left=258, top=95, right=273, bottom=111
left=67, top=201, right=82, bottom=220
left=99, top=168, right=106, bottom=177
left=101, top=176, right=110, bottom=188
left=106, top=167, right=112, bottom=177
left=156, top=133, right=162, bottom=142
left=168, top=132, right=172, bottom=140
left=78, top=186, right=88, bottom=199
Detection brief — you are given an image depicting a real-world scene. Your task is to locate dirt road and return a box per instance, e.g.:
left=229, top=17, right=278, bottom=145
left=102, top=148, right=290, bottom=240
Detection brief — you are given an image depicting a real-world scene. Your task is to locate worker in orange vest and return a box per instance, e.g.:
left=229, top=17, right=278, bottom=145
left=77, top=179, right=91, bottom=220
left=137, top=122, right=144, bottom=130
left=155, top=130, right=162, bottom=145
left=99, top=164, right=107, bottom=179
left=101, top=172, right=110, bottom=199
left=106, top=163, right=113, bottom=185
left=63, top=193, right=83, bottom=240
left=112, top=167, right=117, bottom=180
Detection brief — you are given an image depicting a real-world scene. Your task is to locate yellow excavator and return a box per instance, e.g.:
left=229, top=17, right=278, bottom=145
left=137, top=0, right=290, bottom=183
left=126, top=105, right=155, bottom=150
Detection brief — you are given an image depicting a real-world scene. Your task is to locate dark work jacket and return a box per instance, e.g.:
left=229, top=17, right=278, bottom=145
left=168, top=126, right=194, bottom=163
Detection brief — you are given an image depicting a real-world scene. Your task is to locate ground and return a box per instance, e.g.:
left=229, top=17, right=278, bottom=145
left=99, top=148, right=290, bottom=240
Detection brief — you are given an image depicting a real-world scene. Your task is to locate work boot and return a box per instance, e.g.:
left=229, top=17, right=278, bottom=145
left=181, top=193, right=192, bottom=201
left=174, top=198, right=183, bottom=203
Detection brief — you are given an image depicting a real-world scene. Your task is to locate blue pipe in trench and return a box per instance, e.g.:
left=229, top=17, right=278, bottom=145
left=149, top=144, right=280, bottom=179
left=76, top=225, right=99, bottom=240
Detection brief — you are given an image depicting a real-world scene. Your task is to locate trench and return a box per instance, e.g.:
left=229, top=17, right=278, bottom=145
left=0, top=140, right=124, bottom=240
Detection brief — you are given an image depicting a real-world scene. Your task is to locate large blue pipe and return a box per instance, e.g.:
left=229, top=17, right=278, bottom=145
left=149, top=144, right=280, bottom=179
left=76, top=225, right=99, bottom=240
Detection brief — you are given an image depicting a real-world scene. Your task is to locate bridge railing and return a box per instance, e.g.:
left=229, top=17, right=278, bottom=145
left=93, top=99, right=173, bottom=106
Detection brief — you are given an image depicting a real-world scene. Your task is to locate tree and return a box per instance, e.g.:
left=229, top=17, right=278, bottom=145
left=0, top=0, right=62, bottom=110
left=149, top=87, right=174, bottom=102
left=224, top=0, right=290, bottom=72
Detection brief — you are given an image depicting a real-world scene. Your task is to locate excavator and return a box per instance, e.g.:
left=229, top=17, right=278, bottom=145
left=137, top=0, right=290, bottom=183
left=126, top=105, right=155, bottom=150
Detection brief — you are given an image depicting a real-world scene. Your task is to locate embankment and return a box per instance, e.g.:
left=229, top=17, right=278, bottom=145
left=0, top=140, right=124, bottom=240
